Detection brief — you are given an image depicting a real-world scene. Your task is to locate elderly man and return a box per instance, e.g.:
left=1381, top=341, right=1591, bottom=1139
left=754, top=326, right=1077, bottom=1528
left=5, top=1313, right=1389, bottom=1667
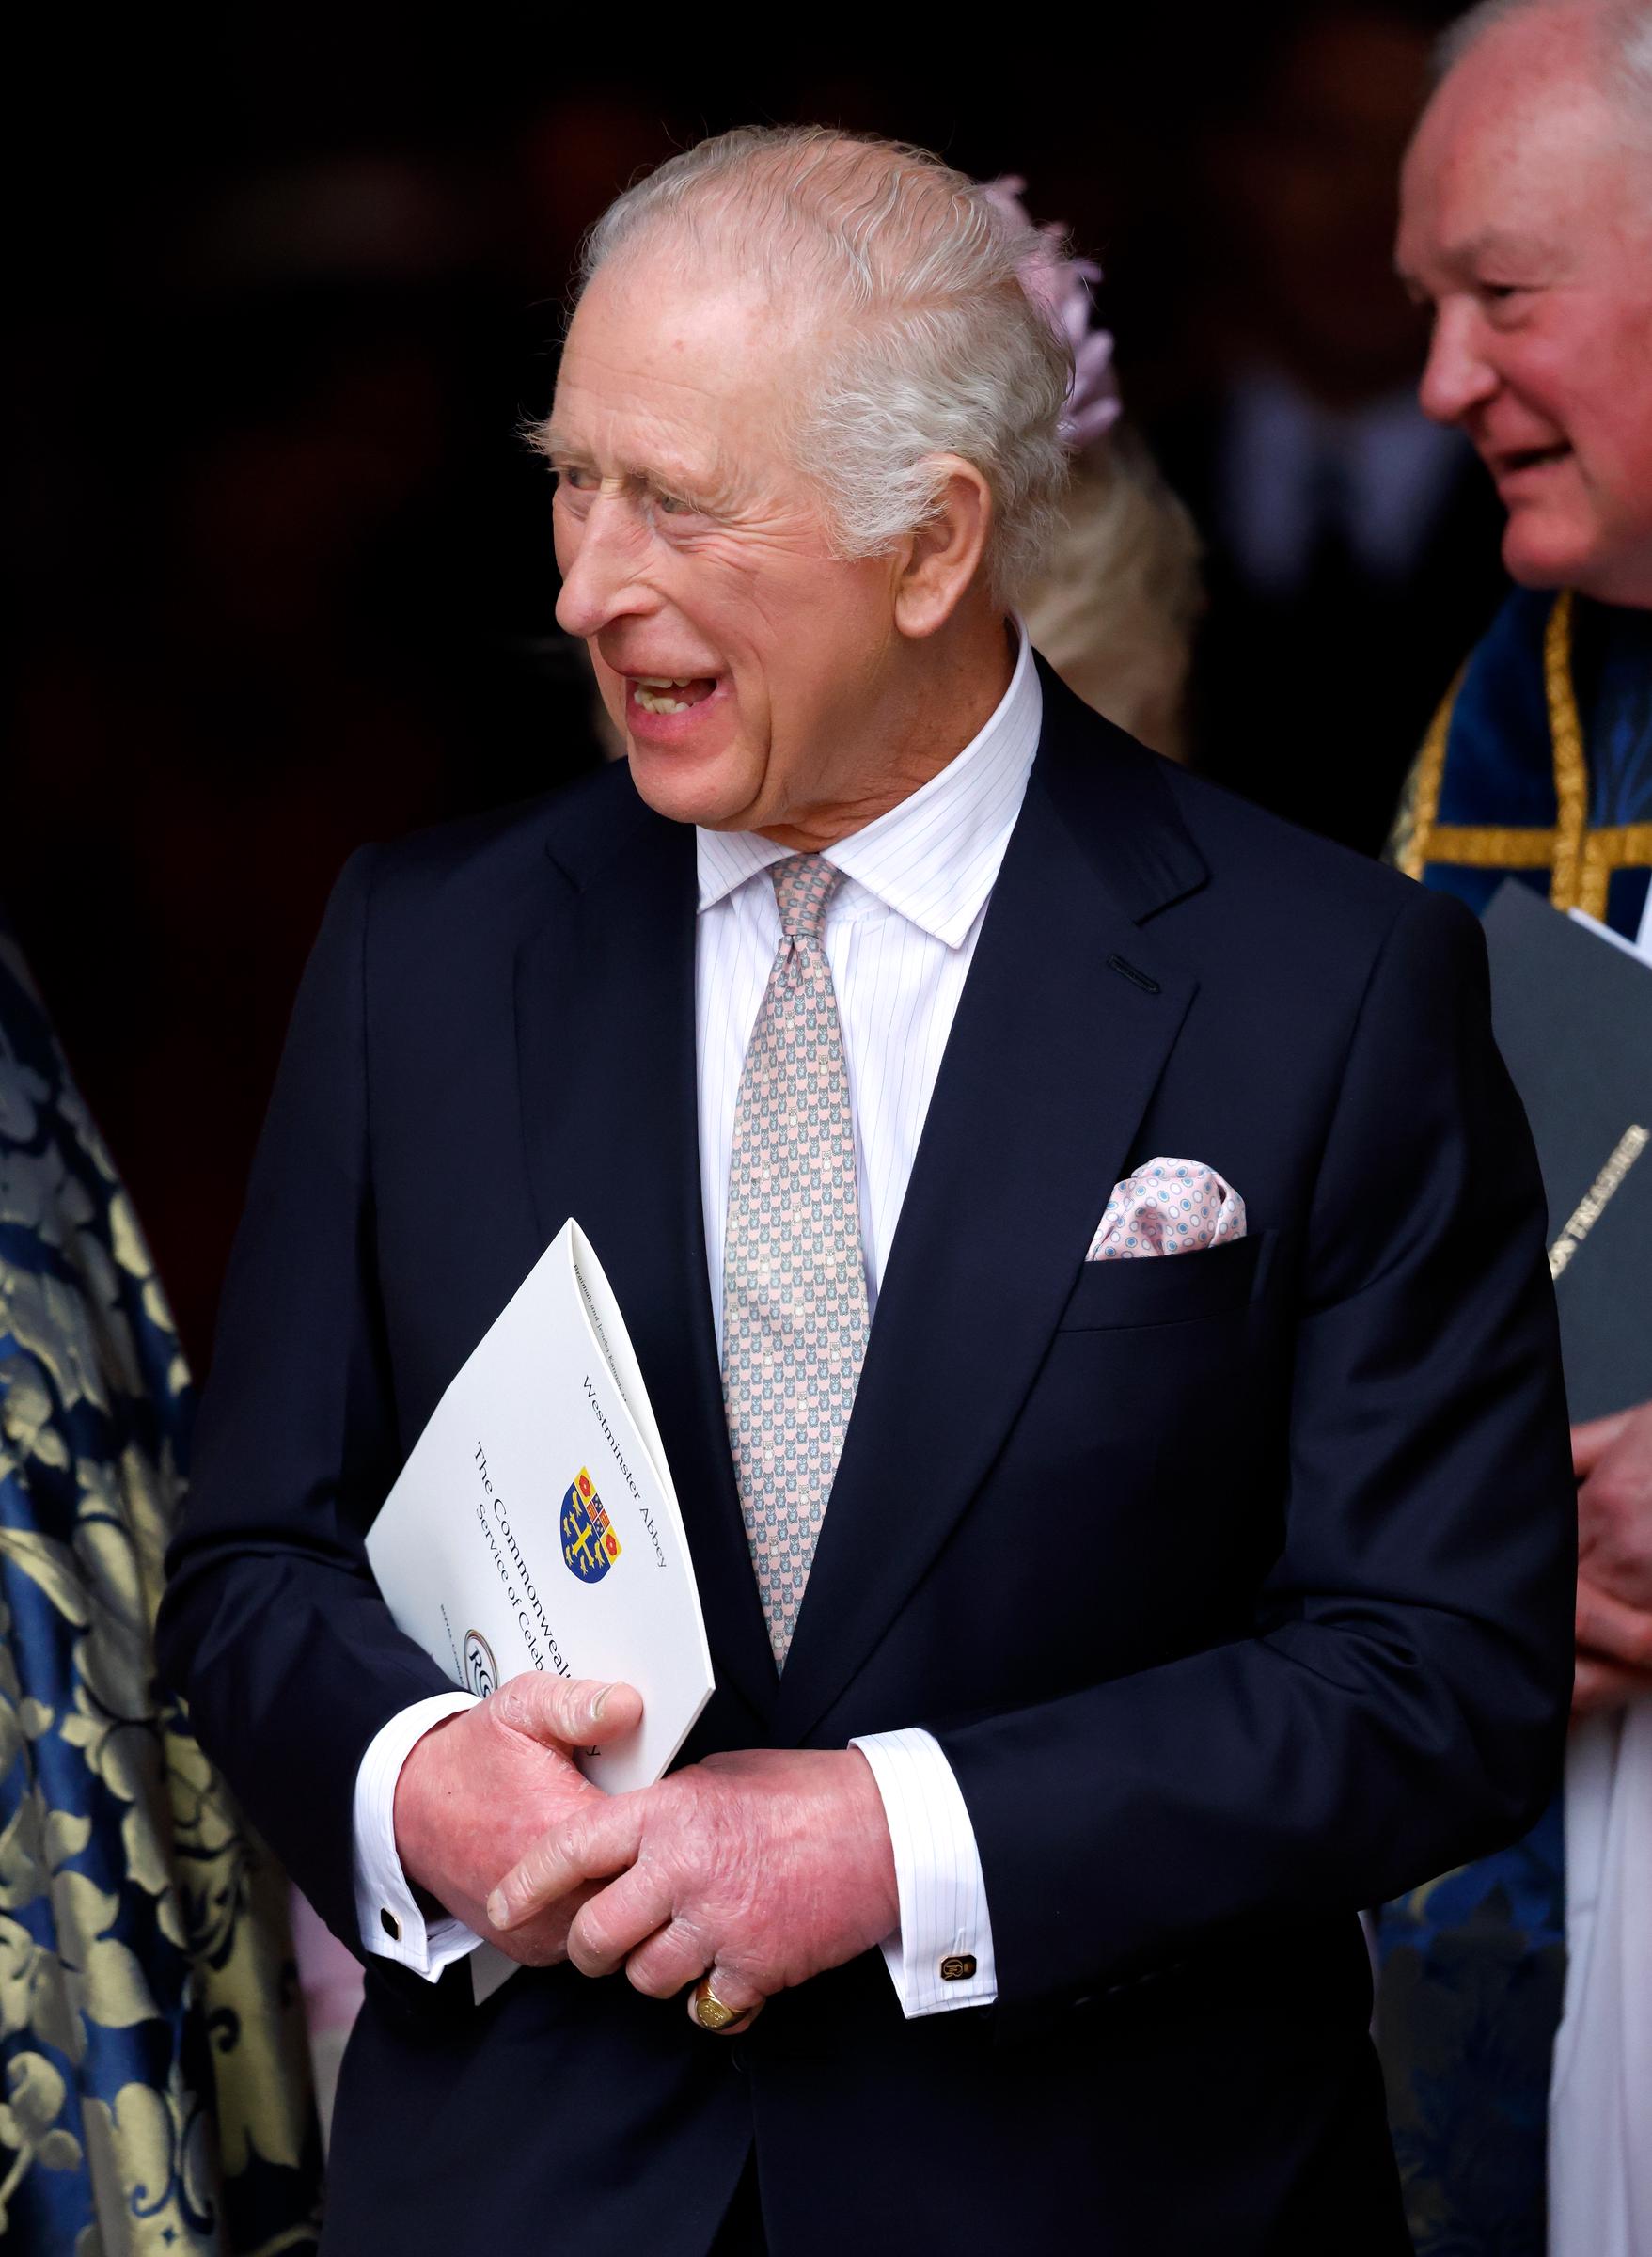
left=160, top=129, right=1572, bottom=2256
left=1387, top=5, right=1652, bottom=2250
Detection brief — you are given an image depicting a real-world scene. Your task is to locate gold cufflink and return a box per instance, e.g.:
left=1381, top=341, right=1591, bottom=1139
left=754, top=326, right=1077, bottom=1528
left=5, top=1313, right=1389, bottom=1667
left=940, top=1954, right=977, bottom=1981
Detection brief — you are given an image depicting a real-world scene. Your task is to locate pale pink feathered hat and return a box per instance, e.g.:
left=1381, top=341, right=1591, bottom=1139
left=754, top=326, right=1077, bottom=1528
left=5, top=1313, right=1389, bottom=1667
left=982, top=175, right=1122, bottom=455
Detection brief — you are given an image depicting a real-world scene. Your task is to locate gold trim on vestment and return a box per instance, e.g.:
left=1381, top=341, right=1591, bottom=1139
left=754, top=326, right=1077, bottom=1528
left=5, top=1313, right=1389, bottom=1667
left=1392, top=667, right=1461, bottom=879
left=1543, top=591, right=1589, bottom=908
left=1420, top=826, right=1560, bottom=867
left=1579, top=822, right=1652, bottom=919
left=1392, top=591, right=1651, bottom=907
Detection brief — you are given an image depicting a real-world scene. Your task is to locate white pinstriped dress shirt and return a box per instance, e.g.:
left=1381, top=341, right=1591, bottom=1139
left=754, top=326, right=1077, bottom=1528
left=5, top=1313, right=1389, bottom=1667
left=354, top=624, right=1042, bottom=2017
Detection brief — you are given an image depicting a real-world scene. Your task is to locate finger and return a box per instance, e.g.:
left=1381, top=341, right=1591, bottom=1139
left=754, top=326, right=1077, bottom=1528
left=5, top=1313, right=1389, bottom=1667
left=1575, top=1577, right=1652, bottom=1671
left=489, top=1794, right=646, bottom=1931
left=489, top=1673, right=644, bottom=1752
left=480, top=1886, right=595, bottom=1968
left=1573, top=1652, right=1652, bottom=1713
left=625, top=1918, right=717, bottom=2000
left=1572, top=1412, right=1630, bottom=1481
left=685, top=1965, right=765, bottom=2034
left=567, top=1863, right=677, bottom=1979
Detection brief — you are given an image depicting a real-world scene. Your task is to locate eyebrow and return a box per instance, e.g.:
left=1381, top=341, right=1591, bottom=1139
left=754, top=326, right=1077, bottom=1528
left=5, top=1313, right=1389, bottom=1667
left=537, top=425, right=740, bottom=513
left=1460, top=226, right=1551, bottom=262
left=1400, top=225, right=1552, bottom=284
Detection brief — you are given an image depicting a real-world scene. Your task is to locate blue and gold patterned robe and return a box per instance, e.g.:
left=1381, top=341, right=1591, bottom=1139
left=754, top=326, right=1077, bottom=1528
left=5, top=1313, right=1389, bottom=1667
left=0, top=923, right=323, bottom=2253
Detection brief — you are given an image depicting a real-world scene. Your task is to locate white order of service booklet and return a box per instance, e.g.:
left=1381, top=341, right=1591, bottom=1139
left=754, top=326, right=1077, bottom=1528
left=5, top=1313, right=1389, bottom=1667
left=365, top=1218, right=715, bottom=2002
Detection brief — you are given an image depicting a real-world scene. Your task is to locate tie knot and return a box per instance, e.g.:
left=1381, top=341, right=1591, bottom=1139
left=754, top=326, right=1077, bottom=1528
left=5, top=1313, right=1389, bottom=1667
left=771, top=855, right=842, bottom=946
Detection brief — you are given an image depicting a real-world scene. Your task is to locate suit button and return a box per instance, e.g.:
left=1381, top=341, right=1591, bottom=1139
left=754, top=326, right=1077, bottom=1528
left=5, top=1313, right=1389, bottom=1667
left=939, top=1954, right=977, bottom=1982
left=380, top=1908, right=401, bottom=1941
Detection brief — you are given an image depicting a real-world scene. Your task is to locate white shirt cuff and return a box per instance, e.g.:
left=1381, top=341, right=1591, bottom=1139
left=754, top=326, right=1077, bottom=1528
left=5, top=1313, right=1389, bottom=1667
left=851, top=1726, right=998, bottom=2016
left=353, top=1691, right=485, bottom=1981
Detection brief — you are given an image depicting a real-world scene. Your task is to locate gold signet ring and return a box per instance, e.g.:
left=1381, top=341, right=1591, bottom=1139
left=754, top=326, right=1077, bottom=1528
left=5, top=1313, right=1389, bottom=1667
left=694, top=1974, right=740, bottom=2031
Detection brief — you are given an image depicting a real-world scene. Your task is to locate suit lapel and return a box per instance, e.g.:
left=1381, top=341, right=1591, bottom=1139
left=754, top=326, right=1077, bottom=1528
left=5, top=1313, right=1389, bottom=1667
left=514, top=776, right=777, bottom=1725
left=775, top=679, right=1208, bottom=1742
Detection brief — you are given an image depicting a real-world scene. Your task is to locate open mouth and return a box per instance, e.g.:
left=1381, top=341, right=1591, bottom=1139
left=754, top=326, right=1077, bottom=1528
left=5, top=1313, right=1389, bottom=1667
left=627, top=674, right=719, bottom=716
left=1496, top=443, right=1570, bottom=477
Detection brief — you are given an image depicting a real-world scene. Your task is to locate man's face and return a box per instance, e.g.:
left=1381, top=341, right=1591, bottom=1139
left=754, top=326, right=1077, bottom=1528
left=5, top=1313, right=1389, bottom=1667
left=546, top=253, right=905, bottom=837
left=1396, top=22, right=1652, bottom=606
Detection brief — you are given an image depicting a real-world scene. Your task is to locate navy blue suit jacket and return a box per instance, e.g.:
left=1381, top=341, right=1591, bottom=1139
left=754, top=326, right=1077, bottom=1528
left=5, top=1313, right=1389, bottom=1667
left=159, top=668, right=1574, bottom=2256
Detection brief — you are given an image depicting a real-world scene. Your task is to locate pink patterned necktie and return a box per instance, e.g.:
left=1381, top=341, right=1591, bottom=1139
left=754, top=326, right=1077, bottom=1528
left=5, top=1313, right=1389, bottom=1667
left=722, top=855, right=870, bottom=1665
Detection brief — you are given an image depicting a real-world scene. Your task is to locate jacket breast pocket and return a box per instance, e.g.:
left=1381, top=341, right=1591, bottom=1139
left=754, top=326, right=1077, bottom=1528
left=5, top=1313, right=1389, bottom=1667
left=1055, top=1228, right=1275, bottom=1332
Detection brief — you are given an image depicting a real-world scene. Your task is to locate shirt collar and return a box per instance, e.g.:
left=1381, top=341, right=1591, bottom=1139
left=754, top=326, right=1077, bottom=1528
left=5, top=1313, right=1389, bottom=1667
left=695, top=621, right=1041, bottom=948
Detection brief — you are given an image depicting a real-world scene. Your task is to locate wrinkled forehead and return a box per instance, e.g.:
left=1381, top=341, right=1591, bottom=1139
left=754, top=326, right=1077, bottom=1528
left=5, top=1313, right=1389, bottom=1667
left=1401, top=56, right=1648, bottom=271
left=553, top=249, right=820, bottom=475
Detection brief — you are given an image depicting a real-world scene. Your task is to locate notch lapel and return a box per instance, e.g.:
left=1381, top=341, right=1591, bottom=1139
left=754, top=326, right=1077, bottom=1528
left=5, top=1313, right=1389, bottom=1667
left=513, top=776, right=777, bottom=1726
left=775, top=685, right=1208, bottom=1742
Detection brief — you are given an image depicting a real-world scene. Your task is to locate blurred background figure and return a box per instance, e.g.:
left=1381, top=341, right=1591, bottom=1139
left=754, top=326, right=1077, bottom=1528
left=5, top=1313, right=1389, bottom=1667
left=1022, top=427, right=1203, bottom=756
left=1152, top=0, right=1509, bottom=851
left=0, top=917, right=321, bottom=2251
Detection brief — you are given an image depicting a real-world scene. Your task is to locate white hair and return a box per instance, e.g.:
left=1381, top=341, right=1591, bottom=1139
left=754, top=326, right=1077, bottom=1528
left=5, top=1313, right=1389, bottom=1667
left=569, top=126, right=1074, bottom=608
left=1438, top=0, right=1652, bottom=135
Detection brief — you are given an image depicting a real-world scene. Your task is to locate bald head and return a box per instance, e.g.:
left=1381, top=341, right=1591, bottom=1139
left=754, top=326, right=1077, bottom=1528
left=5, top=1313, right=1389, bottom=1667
left=1396, top=0, right=1652, bottom=604
left=1437, top=0, right=1652, bottom=141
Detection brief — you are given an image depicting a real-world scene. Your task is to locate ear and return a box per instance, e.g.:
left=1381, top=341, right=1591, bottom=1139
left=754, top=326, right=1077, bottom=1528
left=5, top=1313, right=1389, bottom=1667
left=892, top=456, right=995, bottom=639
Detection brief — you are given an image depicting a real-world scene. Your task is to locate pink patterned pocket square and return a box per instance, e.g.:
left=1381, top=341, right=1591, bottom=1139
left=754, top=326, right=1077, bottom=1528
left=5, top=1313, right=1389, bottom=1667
left=1087, top=1158, right=1247, bottom=1260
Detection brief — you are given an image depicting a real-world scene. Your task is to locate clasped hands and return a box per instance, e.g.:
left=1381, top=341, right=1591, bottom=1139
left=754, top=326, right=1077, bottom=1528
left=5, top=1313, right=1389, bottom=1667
left=392, top=1674, right=898, bottom=2030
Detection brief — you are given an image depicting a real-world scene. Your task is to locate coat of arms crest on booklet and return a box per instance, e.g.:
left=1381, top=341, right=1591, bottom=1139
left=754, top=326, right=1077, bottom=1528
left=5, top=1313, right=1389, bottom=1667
left=560, top=1465, right=621, bottom=1582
